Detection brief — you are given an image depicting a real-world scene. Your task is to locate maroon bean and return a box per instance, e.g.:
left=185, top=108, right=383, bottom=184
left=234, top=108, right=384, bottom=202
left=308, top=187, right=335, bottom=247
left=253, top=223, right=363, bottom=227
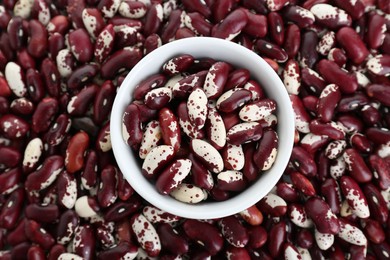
left=305, top=197, right=340, bottom=234
left=0, top=146, right=21, bottom=169
left=363, top=183, right=388, bottom=224
left=242, top=10, right=267, bottom=38
left=172, top=71, right=207, bottom=98
left=276, top=182, right=299, bottom=202
left=181, top=0, right=211, bottom=18
left=159, top=107, right=181, bottom=152
left=188, top=153, right=214, bottom=190
left=255, top=39, right=288, bottom=63
left=25, top=204, right=59, bottom=223
left=17, top=49, right=36, bottom=70
left=344, top=148, right=373, bottom=183
left=290, top=171, right=316, bottom=196
left=43, top=114, right=71, bottom=146
left=48, top=244, right=66, bottom=260
left=56, top=210, right=79, bottom=245
left=143, top=4, right=163, bottom=36
left=32, top=97, right=58, bottom=133
left=242, top=143, right=260, bottom=181
left=217, top=89, right=252, bottom=113
left=299, top=30, right=319, bottom=68
left=161, top=9, right=183, bottom=43
left=296, top=229, right=314, bottom=249
left=73, top=225, right=96, bottom=260
left=185, top=12, right=212, bottom=36
left=284, top=24, right=301, bottom=59
left=204, top=61, right=230, bottom=99
left=363, top=219, right=385, bottom=244
left=11, top=242, right=31, bottom=260
left=267, top=220, right=287, bottom=258
left=183, top=219, right=223, bottom=255
left=7, top=17, right=26, bottom=51
left=0, top=167, right=20, bottom=195
left=321, top=178, right=342, bottom=214
left=220, top=216, right=249, bottom=247
left=68, top=28, right=93, bottom=63
left=247, top=225, right=267, bottom=249
left=367, top=13, right=386, bottom=50
left=290, top=146, right=317, bottom=177
left=68, top=84, right=98, bottom=116
left=157, top=223, right=189, bottom=255
left=25, top=68, right=45, bottom=102
left=225, top=69, right=250, bottom=90
left=336, top=27, right=369, bottom=64
left=0, top=188, right=24, bottom=229
left=268, top=12, right=284, bottom=46
left=100, top=47, right=142, bottom=79
left=67, top=63, right=99, bottom=89
left=360, top=104, right=381, bottom=127
left=27, top=19, right=47, bottom=58
left=41, top=58, right=61, bottom=97
left=6, top=219, right=28, bottom=246
left=211, top=9, right=248, bottom=41
left=133, top=74, right=167, bottom=100
left=97, top=165, right=118, bottom=208
left=10, top=97, right=34, bottom=115
left=257, top=193, right=287, bottom=217
left=144, top=33, right=162, bottom=55
left=27, top=245, right=46, bottom=260
left=317, top=84, right=341, bottom=122
left=25, top=220, right=55, bottom=249
left=366, top=84, right=390, bottom=106
left=369, top=155, right=390, bottom=190
left=97, top=241, right=138, bottom=259
left=47, top=15, right=70, bottom=35
left=48, top=32, right=65, bottom=60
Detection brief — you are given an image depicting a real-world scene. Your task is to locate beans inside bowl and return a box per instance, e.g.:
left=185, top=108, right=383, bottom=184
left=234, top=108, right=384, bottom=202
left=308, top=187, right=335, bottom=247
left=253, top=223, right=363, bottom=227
left=122, top=52, right=279, bottom=203
left=111, top=37, right=295, bottom=219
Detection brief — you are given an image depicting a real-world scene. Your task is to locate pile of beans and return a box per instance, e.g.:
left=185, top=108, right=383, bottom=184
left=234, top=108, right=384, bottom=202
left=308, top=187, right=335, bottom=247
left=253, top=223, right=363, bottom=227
left=122, top=53, right=278, bottom=203
left=0, top=0, right=389, bottom=259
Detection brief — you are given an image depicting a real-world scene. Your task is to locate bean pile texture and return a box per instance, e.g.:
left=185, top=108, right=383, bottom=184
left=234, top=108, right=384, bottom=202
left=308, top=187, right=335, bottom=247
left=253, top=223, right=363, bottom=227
left=0, top=0, right=389, bottom=259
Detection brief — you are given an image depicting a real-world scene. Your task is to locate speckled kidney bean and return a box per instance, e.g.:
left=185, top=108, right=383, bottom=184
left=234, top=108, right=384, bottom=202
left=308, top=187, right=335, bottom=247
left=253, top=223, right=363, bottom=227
left=68, top=28, right=93, bottom=63
left=56, top=210, right=79, bottom=245
left=282, top=5, right=315, bottom=28
left=305, top=197, right=340, bottom=234
left=131, top=213, right=161, bottom=257
left=72, top=225, right=96, bottom=260
left=310, top=4, right=352, bottom=29
left=181, top=0, right=210, bottom=18
left=257, top=193, right=287, bottom=217
left=339, top=175, right=370, bottom=219
left=0, top=114, right=28, bottom=139
left=159, top=107, right=181, bottom=151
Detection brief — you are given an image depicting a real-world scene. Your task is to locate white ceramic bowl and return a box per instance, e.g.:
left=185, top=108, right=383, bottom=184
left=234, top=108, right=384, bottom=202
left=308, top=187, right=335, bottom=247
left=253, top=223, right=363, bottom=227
left=111, top=37, right=294, bottom=219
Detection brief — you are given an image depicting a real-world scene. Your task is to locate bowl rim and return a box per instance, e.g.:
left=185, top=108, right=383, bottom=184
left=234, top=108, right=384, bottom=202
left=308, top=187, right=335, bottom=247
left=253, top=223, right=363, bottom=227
left=110, top=37, right=295, bottom=219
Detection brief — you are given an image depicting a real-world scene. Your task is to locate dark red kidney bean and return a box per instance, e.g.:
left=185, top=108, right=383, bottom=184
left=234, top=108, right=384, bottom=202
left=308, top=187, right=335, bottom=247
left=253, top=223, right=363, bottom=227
left=224, top=246, right=250, bottom=260
left=220, top=216, right=249, bottom=247
left=67, top=63, right=99, bottom=89
left=305, top=197, right=340, bottom=234
left=32, top=97, right=58, bottom=133
left=175, top=27, right=196, bottom=39
left=43, top=114, right=71, bottom=146
left=247, top=225, right=267, bottom=249
left=242, top=10, right=267, bottom=38
left=108, top=17, right=142, bottom=31
left=360, top=104, right=380, bottom=127
left=225, top=69, right=250, bottom=91
left=295, top=229, right=314, bottom=249
left=276, top=182, right=299, bottom=202
left=41, top=58, right=61, bottom=97
left=0, top=33, right=14, bottom=61
left=27, top=245, right=46, bottom=260
left=299, top=30, right=318, bottom=68
left=25, top=204, right=59, bottom=223
left=317, top=84, right=341, bottom=122
left=27, top=19, right=47, bottom=58
left=183, top=219, right=223, bottom=255
left=372, top=241, right=390, bottom=260
left=159, top=107, right=181, bottom=152
left=117, top=169, right=134, bottom=201
left=0, top=188, right=24, bottom=229
left=344, top=148, right=373, bottom=183
left=17, top=49, right=36, bottom=70
left=268, top=12, right=284, bottom=46
left=133, top=73, right=167, bottom=100
left=367, top=13, right=386, bottom=50
left=248, top=248, right=273, bottom=260
left=188, top=153, right=214, bottom=191
left=0, top=167, right=20, bottom=195
left=241, top=0, right=268, bottom=14
left=381, top=34, right=390, bottom=55
left=328, top=48, right=347, bottom=68
left=56, top=210, right=79, bottom=245
left=350, top=133, right=371, bottom=153
left=369, top=155, right=390, bottom=190
left=185, top=12, right=212, bottom=36
left=317, top=151, right=330, bottom=181
left=161, top=9, right=182, bottom=43
left=211, top=0, right=234, bottom=23
left=181, top=0, right=211, bottom=18
left=104, top=197, right=141, bottom=222
left=242, top=143, right=260, bottom=181
left=363, top=219, right=385, bottom=244
left=7, top=17, right=26, bottom=51
left=144, top=34, right=162, bottom=55
left=25, top=155, right=64, bottom=192
left=73, top=225, right=96, bottom=260
left=211, top=9, right=248, bottom=41
left=336, top=27, right=369, bottom=65
left=26, top=68, right=45, bottom=102
left=157, top=223, right=189, bottom=255
left=321, top=178, right=342, bottom=214
left=25, top=220, right=55, bottom=250
left=363, top=183, right=388, bottom=224
left=0, top=76, right=12, bottom=98
left=68, top=84, right=98, bottom=116
left=48, top=32, right=65, bottom=60
left=11, top=242, right=31, bottom=260
left=309, top=119, right=345, bottom=140
left=283, top=24, right=301, bottom=59
left=301, top=67, right=327, bottom=95
left=282, top=5, right=315, bottom=28
left=290, top=171, right=316, bottom=196
left=267, top=221, right=286, bottom=258
left=143, top=4, right=163, bottom=37
left=337, top=113, right=364, bottom=133
left=144, top=87, right=172, bottom=110
left=7, top=219, right=28, bottom=246
left=65, top=132, right=89, bottom=174
left=0, top=8, right=11, bottom=30
left=0, top=114, right=29, bottom=139
left=48, top=244, right=66, bottom=260
left=255, top=39, right=288, bottom=63
left=47, top=15, right=70, bottom=35
left=290, top=146, right=317, bottom=177
left=100, top=47, right=142, bottom=79
left=251, top=128, right=277, bottom=170
left=337, top=92, right=369, bottom=113
left=68, top=28, right=93, bottom=63
left=97, top=241, right=138, bottom=260
left=67, top=0, right=86, bottom=29
left=366, top=84, right=390, bottom=106
left=0, top=146, right=21, bottom=169
left=97, top=165, right=118, bottom=208
left=122, top=103, right=142, bottom=150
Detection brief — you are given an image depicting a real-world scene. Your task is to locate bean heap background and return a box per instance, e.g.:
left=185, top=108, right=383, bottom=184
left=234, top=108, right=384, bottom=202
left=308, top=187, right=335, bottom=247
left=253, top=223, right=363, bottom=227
left=0, top=0, right=389, bottom=259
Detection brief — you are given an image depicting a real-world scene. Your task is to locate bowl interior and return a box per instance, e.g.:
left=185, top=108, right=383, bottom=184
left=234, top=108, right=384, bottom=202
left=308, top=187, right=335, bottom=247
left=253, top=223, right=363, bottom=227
left=110, top=37, right=295, bottom=219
